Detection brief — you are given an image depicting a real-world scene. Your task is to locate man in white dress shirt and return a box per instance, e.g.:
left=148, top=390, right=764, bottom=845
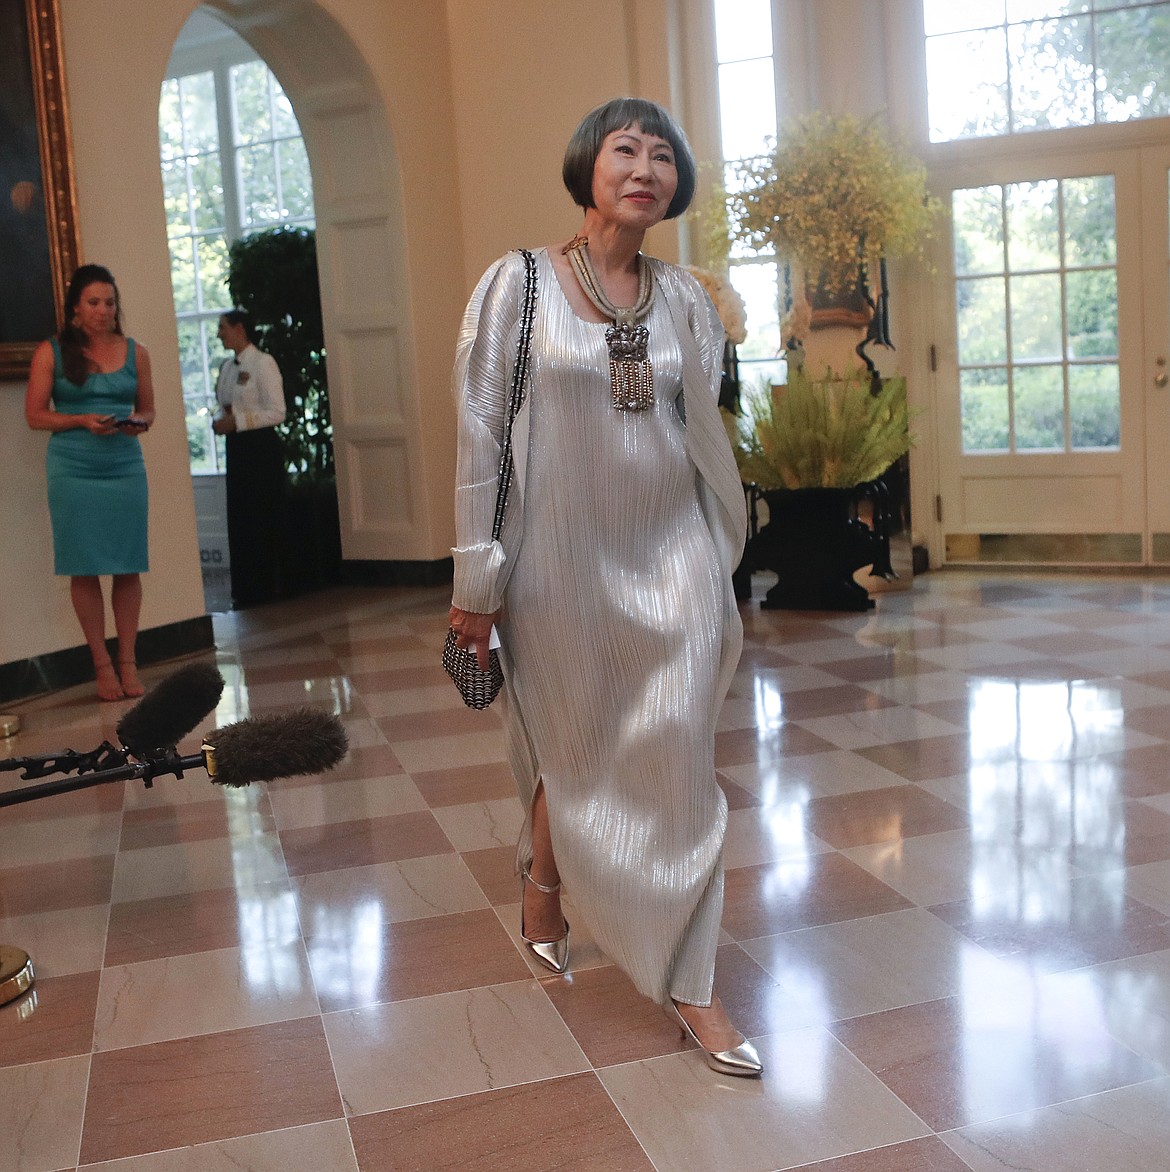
left=213, top=310, right=287, bottom=607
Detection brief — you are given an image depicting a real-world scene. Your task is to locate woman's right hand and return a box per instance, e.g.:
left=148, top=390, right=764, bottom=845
left=80, top=413, right=118, bottom=435
left=449, top=606, right=501, bottom=671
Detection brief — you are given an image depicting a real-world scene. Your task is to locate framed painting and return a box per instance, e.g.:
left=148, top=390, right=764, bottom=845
left=0, top=0, right=79, bottom=379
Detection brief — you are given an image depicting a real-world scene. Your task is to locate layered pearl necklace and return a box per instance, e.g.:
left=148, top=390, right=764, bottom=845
left=563, top=234, right=655, bottom=411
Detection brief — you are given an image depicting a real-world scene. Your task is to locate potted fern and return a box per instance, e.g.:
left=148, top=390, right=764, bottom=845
left=733, top=371, right=913, bottom=610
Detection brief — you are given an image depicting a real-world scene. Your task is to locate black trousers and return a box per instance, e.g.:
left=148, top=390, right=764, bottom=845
left=225, top=427, right=285, bottom=607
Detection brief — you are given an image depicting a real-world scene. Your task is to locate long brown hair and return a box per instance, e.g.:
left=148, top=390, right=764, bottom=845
left=58, top=264, right=123, bottom=385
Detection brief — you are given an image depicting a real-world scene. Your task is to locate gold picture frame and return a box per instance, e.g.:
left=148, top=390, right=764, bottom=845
left=0, top=0, right=80, bottom=379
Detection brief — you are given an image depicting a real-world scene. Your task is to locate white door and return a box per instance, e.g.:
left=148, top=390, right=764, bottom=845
left=932, top=142, right=1170, bottom=565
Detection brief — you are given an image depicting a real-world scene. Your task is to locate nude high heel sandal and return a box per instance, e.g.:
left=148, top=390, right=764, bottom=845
left=669, top=1002, right=763, bottom=1077
left=520, top=866, right=570, bottom=974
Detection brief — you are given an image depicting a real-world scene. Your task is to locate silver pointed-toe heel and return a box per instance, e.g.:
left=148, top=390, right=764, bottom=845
left=669, top=1003, right=763, bottom=1077
left=520, top=866, right=570, bottom=975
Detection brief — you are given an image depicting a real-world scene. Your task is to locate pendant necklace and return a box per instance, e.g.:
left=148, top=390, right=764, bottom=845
left=563, top=234, right=655, bottom=411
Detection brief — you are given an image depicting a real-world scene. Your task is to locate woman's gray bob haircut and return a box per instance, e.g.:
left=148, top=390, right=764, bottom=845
left=562, top=97, right=697, bottom=220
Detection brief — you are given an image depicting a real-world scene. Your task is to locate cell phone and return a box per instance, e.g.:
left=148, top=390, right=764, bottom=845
left=114, top=417, right=142, bottom=431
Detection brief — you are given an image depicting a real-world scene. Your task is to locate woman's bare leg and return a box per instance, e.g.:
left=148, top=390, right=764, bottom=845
left=70, top=575, right=122, bottom=700
left=112, top=573, right=143, bottom=696
left=523, top=780, right=566, bottom=941
left=672, top=994, right=747, bottom=1051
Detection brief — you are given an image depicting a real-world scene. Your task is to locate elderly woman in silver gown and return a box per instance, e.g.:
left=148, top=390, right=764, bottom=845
left=449, top=97, right=761, bottom=1077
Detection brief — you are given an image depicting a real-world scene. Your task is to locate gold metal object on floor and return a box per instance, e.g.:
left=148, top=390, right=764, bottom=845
left=0, top=945, right=34, bottom=1007
left=0, top=713, right=21, bottom=738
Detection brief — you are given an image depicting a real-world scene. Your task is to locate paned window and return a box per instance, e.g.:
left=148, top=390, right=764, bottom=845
left=712, top=0, right=785, bottom=391
left=924, top=1, right=1170, bottom=143
left=953, top=177, right=1120, bottom=452
left=159, top=61, right=314, bottom=474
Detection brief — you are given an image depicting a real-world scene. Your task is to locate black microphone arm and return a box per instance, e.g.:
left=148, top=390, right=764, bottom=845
left=0, top=746, right=213, bottom=807
left=0, top=708, right=349, bottom=809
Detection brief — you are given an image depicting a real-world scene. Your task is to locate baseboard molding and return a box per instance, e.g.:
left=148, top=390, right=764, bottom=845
left=340, top=558, right=454, bottom=588
left=0, top=615, right=215, bottom=706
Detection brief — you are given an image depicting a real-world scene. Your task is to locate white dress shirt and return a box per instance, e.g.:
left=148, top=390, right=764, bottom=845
left=215, top=344, right=286, bottom=432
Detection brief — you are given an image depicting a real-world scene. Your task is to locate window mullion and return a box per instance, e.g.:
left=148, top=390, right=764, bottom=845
left=215, top=58, right=243, bottom=246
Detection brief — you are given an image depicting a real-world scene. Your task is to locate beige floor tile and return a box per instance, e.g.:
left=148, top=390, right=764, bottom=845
left=863, top=672, right=975, bottom=705
left=110, top=832, right=288, bottom=903
left=0, top=809, right=122, bottom=867
left=0, top=904, right=109, bottom=978
left=1124, top=859, right=1170, bottom=916
left=1039, top=946, right=1170, bottom=1072
left=726, top=748, right=912, bottom=801
left=724, top=664, right=847, bottom=697
left=388, top=728, right=508, bottom=772
left=941, top=1077, right=1170, bottom=1171
left=360, top=682, right=469, bottom=717
left=78, top=1119, right=358, bottom=1171
left=430, top=796, right=527, bottom=852
left=742, top=907, right=986, bottom=1022
left=294, top=853, right=489, bottom=929
left=333, top=715, right=388, bottom=750
left=723, top=805, right=825, bottom=869
left=841, top=829, right=990, bottom=907
left=121, top=771, right=264, bottom=811
left=323, top=980, right=588, bottom=1114
left=93, top=940, right=318, bottom=1050
left=267, top=773, right=427, bottom=830
left=599, top=1027, right=929, bottom=1172
left=0, top=1053, right=88, bottom=1172
left=794, top=708, right=964, bottom=752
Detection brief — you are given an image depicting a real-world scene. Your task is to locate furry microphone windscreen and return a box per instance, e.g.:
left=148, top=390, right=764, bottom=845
left=117, top=663, right=226, bottom=757
left=206, top=708, right=349, bottom=788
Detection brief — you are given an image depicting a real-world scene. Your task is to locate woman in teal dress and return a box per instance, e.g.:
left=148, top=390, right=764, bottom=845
left=25, top=265, right=155, bottom=701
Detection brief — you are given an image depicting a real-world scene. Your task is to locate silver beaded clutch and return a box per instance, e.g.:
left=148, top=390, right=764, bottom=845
left=442, top=628, right=504, bottom=710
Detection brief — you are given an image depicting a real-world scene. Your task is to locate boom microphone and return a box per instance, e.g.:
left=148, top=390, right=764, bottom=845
left=0, top=708, right=348, bottom=808
left=116, top=662, right=226, bottom=757
left=204, top=708, right=350, bottom=788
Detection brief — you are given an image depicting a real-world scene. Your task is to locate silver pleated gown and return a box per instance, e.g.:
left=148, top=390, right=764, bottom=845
left=453, top=250, right=742, bottom=1007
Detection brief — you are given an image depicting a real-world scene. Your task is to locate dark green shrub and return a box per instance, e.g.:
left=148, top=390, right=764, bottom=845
left=226, top=227, right=333, bottom=484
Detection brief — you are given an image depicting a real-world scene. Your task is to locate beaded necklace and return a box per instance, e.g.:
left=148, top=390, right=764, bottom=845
left=563, top=234, right=655, bottom=411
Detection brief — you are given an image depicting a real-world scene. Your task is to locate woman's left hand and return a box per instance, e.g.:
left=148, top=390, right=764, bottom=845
left=449, top=605, right=501, bottom=671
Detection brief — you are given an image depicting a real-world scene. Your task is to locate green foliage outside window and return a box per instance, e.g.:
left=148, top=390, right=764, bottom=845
left=226, top=226, right=333, bottom=485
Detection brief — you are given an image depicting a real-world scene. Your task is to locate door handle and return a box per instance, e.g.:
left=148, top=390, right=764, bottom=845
left=1157, top=357, right=1168, bottom=388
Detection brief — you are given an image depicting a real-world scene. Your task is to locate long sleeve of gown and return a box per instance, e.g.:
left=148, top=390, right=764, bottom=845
left=450, top=253, right=526, bottom=614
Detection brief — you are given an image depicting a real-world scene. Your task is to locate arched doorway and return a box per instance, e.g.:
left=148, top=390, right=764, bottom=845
left=162, top=0, right=428, bottom=607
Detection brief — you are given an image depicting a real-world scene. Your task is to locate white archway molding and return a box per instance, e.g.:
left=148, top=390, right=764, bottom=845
left=193, top=0, right=441, bottom=563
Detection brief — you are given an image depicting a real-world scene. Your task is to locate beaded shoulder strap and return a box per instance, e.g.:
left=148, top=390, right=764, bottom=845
left=491, top=248, right=537, bottom=542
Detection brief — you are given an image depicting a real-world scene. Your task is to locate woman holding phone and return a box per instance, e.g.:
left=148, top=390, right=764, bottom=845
left=25, top=264, right=155, bottom=701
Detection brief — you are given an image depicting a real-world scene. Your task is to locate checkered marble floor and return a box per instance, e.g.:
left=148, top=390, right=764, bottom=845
left=5, top=571, right=1170, bottom=1171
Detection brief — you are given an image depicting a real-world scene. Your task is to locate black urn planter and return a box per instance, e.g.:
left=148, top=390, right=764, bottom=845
left=744, top=486, right=894, bottom=611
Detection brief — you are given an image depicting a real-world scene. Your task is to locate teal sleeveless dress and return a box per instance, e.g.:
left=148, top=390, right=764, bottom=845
left=46, top=338, right=149, bottom=575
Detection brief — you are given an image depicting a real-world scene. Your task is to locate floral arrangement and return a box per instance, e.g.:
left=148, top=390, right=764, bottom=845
left=727, top=114, right=940, bottom=298
left=733, top=371, right=913, bottom=489
left=683, top=265, right=748, bottom=345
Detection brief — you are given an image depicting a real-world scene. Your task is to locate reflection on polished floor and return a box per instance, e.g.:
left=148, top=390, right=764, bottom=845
left=5, top=571, right=1170, bottom=1170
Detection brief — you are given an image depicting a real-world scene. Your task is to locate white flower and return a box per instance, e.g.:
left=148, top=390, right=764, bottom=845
left=683, top=265, right=748, bottom=345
